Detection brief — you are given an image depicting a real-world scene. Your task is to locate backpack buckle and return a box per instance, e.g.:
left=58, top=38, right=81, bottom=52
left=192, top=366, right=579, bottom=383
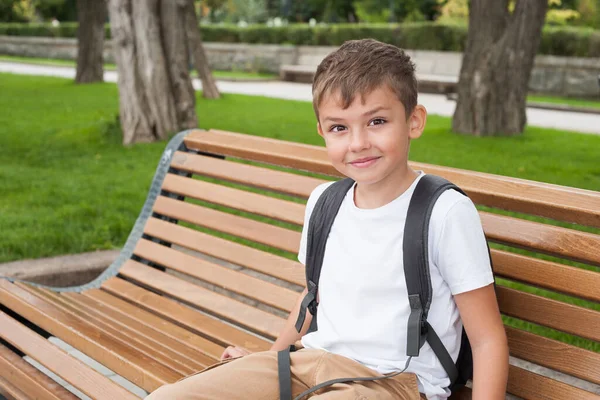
left=295, top=280, right=318, bottom=332
left=407, top=294, right=426, bottom=357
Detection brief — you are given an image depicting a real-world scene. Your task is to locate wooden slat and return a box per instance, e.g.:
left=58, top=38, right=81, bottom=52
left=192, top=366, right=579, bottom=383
left=497, top=286, right=600, bottom=341
left=100, top=278, right=271, bottom=352
left=507, top=365, right=600, bottom=400
left=19, top=284, right=196, bottom=377
left=0, top=342, right=78, bottom=400
left=437, top=366, right=600, bottom=400
left=153, top=196, right=301, bottom=253
left=482, top=211, right=600, bottom=267
left=184, top=129, right=600, bottom=228
left=133, top=239, right=298, bottom=312
left=62, top=291, right=215, bottom=369
left=492, top=249, right=600, bottom=302
left=171, top=151, right=324, bottom=198
left=144, top=218, right=305, bottom=286
left=117, top=261, right=286, bottom=339
left=0, top=280, right=179, bottom=392
left=0, top=308, right=140, bottom=400
left=0, top=376, right=29, bottom=400
left=506, top=327, right=600, bottom=385
left=162, top=173, right=305, bottom=225
left=83, top=289, right=224, bottom=360
left=418, top=163, right=600, bottom=230
left=184, top=129, right=332, bottom=175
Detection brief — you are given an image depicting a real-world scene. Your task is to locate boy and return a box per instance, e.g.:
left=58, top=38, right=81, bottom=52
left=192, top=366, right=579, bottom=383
left=146, top=39, right=508, bottom=400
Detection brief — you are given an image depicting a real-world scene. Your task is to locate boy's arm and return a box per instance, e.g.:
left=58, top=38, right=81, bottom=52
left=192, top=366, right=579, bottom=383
left=270, top=288, right=313, bottom=351
left=222, top=288, right=313, bottom=359
left=454, top=284, right=509, bottom=400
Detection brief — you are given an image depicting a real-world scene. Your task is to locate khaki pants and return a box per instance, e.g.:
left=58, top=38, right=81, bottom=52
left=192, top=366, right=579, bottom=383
left=146, top=348, right=425, bottom=400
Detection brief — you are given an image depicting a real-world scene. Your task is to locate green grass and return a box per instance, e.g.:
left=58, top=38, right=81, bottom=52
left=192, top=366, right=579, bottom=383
left=0, top=72, right=598, bottom=352
left=1, top=71, right=599, bottom=261
left=0, top=55, right=117, bottom=69
left=529, top=94, right=600, bottom=110
left=0, top=55, right=277, bottom=80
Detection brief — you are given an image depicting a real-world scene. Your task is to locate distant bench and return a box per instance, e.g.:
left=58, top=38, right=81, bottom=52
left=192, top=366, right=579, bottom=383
left=280, top=64, right=458, bottom=93
left=0, top=129, right=599, bottom=399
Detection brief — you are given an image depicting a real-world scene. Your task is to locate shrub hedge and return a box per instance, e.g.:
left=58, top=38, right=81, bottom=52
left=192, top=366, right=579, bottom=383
left=0, top=22, right=598, bottom=58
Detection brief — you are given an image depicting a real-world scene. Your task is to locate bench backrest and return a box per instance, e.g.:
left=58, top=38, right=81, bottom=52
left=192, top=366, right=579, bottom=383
left=131, top=129, right=600, bottom=399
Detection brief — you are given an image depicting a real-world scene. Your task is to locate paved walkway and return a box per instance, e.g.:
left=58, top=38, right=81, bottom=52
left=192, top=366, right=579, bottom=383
left=1, top=61, right=599, bottom=135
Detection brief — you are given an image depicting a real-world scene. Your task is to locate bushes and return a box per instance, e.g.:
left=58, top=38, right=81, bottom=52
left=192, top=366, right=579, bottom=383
left=0, top=21, right=598, bottom=57
left=539, top=26, right=600, bottom=58
left=198, top=23, right=470, bottom=50
left=0, top=22, right=111, bottom=39
left=0, top=22, right=78, bottom=38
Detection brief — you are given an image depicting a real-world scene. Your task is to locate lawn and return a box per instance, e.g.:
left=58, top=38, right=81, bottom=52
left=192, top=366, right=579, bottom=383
left=2, top=72, right=599, bottom=261
left=529, top=94, right=600, bottom=110
left=1, top=72, right=598, bottom=351
left=0, top=55, right=277, bottom=80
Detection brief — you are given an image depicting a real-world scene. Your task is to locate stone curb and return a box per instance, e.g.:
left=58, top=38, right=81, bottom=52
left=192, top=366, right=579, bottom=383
left=525, top=101, right=600, bottom=115
left=446, top=93, right=600, bottom=115
left=0, top=250, right=119, bottom=287
left=0, top=59, right=279, bottom=83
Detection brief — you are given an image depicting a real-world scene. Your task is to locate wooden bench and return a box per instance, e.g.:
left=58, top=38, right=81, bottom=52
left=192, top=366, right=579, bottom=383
left=280, top=64, right=458, bottom=93
left=1, top=129, right=599, bottom=399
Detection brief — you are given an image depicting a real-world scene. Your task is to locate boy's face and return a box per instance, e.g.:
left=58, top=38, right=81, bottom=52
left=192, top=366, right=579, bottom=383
left=317, top=85, right=426, bottom=189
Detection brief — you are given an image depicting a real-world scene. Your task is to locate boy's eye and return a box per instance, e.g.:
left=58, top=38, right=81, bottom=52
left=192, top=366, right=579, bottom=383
left=329, top=125, right=347, bottom=133
left=370, top=118, right=386, bottom=126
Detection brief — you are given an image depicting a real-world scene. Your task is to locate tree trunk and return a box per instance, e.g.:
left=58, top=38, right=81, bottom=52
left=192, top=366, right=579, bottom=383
left=108, top=0, right=155, bottom=144
left=75, top=0, right=107, bottom=84
left=452, top=0, right=548, bottom=136
left=183, top=0, right=221, bottom=99
left=108, top=0, right=198, bottom=145
left=162, top=0, right=198, bottom=128
left=131, top=0, right=178, bottom=140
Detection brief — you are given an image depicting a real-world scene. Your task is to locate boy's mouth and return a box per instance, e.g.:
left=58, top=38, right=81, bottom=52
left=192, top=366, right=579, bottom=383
left=348, top=156, right=381, bottom=168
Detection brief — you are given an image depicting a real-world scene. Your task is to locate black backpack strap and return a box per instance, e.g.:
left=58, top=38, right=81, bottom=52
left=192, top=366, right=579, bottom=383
left=278, top=345, right=296, bottom=400
left=403, top=175, right=466, bottom=383
left=294, top=178, right=355, bottom=334
left=425, top=321, right=459, bottom=384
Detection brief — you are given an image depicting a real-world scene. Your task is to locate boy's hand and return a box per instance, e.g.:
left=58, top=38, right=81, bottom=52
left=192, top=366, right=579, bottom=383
left=221, top=346, right=251, bottom=360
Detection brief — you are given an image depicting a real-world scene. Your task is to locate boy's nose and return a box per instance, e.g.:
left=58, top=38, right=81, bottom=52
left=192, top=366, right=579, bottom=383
left=348, top=129, right=371, bottom=152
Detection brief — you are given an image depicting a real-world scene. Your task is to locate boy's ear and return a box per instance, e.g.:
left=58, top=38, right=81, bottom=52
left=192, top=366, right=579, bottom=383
left=408, top=105, right=427, bottom=140
left=317, top=122, right=324, bottom=138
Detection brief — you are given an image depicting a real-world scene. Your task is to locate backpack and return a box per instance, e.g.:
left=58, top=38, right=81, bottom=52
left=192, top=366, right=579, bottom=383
left=279, top=174, right=494, bottom=400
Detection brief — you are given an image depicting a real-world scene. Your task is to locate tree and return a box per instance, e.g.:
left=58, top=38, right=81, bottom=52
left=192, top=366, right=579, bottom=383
left=226, top=0, right=268, bottom=22
left=351, top=0, right=436, bottom=23
left=307, top=0, right=355, bottom=22
left=108, top=0, right=198, bottom=144
left=0, top=0, right=35, bottom=22
left=36, top=0, right=77, bottom=21
left=436, top=0, right=468, bottom=23
left=75, top=0, right=107, bottom=84
left=184, top=0, right=220, bottom=99
left=452, top=0, right=549, bottom=136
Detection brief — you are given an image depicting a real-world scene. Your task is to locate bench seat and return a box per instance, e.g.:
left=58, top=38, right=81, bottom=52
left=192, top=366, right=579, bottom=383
left=1, top=129, right=599, bottom=399
left=280, top=64, right=458, bottom=93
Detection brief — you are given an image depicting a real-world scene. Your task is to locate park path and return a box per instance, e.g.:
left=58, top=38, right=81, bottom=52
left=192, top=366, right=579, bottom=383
left=1, top=61, right=599, bottom=135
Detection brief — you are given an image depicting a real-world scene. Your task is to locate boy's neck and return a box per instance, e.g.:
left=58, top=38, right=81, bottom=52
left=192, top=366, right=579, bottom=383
left=353, top=167, right=419, bottom=209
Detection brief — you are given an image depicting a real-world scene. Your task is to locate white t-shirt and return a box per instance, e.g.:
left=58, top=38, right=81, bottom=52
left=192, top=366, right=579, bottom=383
left=298, top=172, right=494, bottom=400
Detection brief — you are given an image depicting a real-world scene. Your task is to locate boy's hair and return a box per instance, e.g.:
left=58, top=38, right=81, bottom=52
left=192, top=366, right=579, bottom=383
left=312, top=39, right=418, bottom=121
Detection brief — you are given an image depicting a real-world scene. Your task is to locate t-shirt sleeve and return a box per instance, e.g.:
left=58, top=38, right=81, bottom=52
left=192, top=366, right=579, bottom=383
left=433, top=195, right=494, bottom=295
left=297, top=182, right=334, bottom=265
